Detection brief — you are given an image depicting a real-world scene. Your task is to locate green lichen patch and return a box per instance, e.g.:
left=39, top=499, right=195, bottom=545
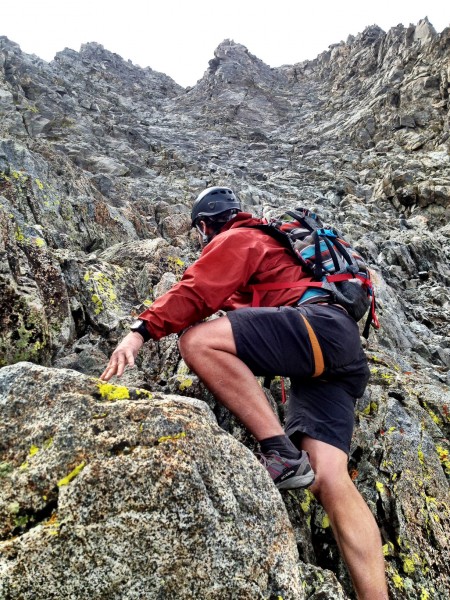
left=0, top=461, right=13, bottom=477
left=14, top=514, right=29, bottom=528
left=0, top=283, right=51, bottom=366
left=83, top=268, right=122, bottom=315
left=43, top=437, right=54, bottom=449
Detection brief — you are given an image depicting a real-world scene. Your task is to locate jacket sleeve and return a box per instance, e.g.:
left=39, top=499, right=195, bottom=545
left=138, top=230, right=264, bottom=340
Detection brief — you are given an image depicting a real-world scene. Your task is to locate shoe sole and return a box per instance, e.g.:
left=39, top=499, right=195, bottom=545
left=276, top=472, right=315, bottom=490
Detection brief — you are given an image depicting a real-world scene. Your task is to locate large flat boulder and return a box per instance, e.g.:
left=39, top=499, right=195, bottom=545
left=0, top=362, right=303, bottom=599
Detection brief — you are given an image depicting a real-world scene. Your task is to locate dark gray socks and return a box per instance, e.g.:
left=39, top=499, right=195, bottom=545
left=260, top=434, right=300, bottom=459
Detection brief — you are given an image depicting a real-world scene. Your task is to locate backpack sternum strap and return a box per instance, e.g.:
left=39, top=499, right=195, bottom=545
left=326, top=272, right=371, bottom=286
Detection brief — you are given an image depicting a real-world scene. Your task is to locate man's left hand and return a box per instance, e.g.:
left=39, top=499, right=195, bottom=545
left=100, top=332, right=145, bottom=381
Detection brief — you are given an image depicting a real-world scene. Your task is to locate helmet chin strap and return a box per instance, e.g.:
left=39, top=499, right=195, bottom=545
left=195, top=210, right=238, bottom=245
left=196, top=224, right=210, bottom=245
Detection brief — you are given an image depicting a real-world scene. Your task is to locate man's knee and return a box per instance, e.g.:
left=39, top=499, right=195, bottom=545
left=309, top=466, right=354, bottom=503
left=178, top=316, right=237, bottom=367
left=299, top=436, right=353, bottom=502
left=178, top=326, right=204, bottom=366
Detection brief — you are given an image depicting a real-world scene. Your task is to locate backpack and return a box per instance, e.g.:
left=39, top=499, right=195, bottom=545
left=249, top=208, right=379, bottom=339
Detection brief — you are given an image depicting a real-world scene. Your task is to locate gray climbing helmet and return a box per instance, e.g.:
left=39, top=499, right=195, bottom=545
left=191, top=186, right=241, bottom=227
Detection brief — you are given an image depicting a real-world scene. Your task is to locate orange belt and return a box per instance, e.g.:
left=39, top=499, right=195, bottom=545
left=300, top=314, right=325, bottom=377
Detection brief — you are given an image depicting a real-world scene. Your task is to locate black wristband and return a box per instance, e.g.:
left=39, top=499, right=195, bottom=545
left=130, top=319, right=151, bottom=343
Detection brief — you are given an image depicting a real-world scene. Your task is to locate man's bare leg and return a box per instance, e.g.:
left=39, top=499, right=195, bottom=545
left=301, top=437, right=389, bottom=600
left=179, top=316, right=285, bottom=440
left=180, top=316, right=387, bottom=598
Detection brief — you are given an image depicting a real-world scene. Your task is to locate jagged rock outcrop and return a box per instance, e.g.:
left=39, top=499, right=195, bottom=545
left=0, top=17, right=449, bottom=598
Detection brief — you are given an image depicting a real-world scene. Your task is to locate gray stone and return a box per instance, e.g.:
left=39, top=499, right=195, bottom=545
left=0, top=362, right=304, bottom=600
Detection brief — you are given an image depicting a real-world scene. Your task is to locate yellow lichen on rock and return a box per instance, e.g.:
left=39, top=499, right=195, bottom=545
left=402, top=557, right=416, bottom=574
left=177, top=376, right=193, bottom=391
left=29, top=444, right=39, bottom=457
left=57, top=461, right=86, bottom=487
left=157, top=432, right=186, bottom=444
left=97, top=382, right=130, bottom=401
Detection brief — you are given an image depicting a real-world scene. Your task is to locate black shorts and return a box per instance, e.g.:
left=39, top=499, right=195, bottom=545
left=227, top=304, right=370, bottom=454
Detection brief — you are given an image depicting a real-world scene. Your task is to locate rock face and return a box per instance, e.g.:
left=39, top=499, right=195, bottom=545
left=0, top=362, right=302, bottom=599
left=0, top=17, right=449, bottom=599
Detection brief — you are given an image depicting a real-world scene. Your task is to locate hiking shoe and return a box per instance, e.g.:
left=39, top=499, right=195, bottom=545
left=258, top=451, right=315, bottom=490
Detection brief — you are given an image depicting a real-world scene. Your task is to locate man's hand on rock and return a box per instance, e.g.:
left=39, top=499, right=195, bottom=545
left=100, top=332, right=145, bottom=381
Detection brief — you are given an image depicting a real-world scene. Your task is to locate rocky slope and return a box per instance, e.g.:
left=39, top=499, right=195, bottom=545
left=0, top=17, right=449, bottom=599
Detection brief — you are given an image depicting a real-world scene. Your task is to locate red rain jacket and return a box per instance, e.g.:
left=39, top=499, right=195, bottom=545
left=138, top=213, right=310, bottom=340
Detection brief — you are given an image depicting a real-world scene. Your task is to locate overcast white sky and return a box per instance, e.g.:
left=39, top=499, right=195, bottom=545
left=1, top=1, right=448, bottom=87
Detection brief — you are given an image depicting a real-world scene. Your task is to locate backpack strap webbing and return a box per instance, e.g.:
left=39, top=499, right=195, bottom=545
left=318, top=234, right=340, bottom=276
left=330, top=236, right=355, bottom=267
left=248, top=273, right=372, bottom=307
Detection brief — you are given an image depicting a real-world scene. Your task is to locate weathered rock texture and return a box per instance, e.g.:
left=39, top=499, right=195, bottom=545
left=0, top=16, right=449, bottom=599
left=0, top=362, right=302, bottom=599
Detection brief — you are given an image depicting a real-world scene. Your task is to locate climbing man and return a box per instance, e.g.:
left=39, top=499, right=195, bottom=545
left=100, top=186, right=388, bottom=599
